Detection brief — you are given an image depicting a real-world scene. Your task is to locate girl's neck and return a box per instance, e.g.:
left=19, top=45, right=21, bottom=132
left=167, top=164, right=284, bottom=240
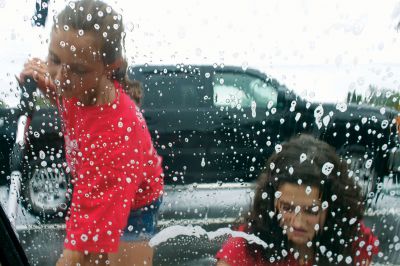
left=79, top=78, right=116, bottom=106
left=290, top=243, right=314, bottom=265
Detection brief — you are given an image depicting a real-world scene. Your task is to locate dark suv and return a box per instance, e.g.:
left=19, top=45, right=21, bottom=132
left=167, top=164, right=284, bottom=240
left=0, top=64, right=399, bottom=215
left=129, top=64, right=399, bottom=185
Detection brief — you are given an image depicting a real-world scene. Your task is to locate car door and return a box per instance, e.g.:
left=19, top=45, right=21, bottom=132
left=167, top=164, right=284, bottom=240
left=208, top=68, right=289, bottom=183
left=129, top=65, right=213, bottom=184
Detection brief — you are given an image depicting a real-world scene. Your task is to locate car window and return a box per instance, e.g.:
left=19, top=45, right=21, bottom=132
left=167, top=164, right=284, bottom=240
left=141, top=71, right=204, bottom=109
left=213, top=72, right=278, bottom=109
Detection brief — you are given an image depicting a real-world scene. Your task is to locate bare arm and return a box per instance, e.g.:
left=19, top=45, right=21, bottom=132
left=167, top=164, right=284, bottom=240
left=56, top=249, right=109, bottom=266
left=19, top=58, right=57, bottom=106
left=216, top=259, right=231, bottom=266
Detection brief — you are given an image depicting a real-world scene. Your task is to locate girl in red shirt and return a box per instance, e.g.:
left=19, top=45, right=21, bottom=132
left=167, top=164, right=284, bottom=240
left=19, top=0, right=163, bottom=265
left=216, top=135, right=379, bottom=266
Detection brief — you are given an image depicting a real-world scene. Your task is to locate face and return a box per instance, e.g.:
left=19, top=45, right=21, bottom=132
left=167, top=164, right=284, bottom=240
left=47, top=29, right=107, bottom=100
left=275, top=183, right=327, bottom=246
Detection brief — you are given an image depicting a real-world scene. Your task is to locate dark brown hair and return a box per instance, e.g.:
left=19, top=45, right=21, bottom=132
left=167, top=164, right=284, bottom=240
left=52, top=0, right=142, bottom=104
left=245, top=134, right=365, bottom=265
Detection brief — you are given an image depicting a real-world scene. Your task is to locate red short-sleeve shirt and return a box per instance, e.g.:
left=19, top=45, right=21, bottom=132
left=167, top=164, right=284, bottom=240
left=58, top=81, right=163, bottom=253
left=216, top=223, right=379, bottom=266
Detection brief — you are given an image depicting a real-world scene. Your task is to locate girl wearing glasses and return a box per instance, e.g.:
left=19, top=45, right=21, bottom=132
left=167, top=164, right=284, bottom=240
left=216, top=134, right=378, bottom=266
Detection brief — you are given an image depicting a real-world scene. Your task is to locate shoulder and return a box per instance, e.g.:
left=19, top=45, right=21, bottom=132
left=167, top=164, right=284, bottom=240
left=352, top=221, right=379, bottom=264
left=216, top=237, right=253, bottom=266
left=215, top=225, right=267, bottom=266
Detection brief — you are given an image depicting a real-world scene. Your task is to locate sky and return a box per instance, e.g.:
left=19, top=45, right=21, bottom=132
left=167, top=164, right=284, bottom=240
left=1, top=0, right=400, bottom=106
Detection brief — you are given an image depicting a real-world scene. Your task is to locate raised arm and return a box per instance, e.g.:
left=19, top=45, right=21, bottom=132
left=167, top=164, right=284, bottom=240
left=19, top=58, right=57, bottom=105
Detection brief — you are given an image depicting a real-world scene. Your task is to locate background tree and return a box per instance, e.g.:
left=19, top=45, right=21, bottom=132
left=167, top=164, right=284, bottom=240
left=347, top=85, right=400, bottom=111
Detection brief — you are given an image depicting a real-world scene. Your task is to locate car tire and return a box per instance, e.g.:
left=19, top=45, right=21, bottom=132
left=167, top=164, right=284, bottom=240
left=21, top=159, right=71, bottom=219
left=338, top=145, right=380, bottom=201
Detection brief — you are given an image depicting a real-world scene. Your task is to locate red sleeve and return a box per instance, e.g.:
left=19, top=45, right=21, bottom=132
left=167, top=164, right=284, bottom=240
left=133, top=107, right=164, bottom=207
left=352, top=222, right=379, bottom=265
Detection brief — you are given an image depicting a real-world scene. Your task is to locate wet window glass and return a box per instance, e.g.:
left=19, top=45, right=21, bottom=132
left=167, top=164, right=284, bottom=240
left=0, top=1, right=399, bottom=266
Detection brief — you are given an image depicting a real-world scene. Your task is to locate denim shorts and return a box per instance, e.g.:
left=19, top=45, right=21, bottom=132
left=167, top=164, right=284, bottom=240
left=120, top=197, right=162, bottom=242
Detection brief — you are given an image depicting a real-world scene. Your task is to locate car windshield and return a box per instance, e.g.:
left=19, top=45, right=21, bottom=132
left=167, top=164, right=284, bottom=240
left=0, top=1, right=399, bottom=266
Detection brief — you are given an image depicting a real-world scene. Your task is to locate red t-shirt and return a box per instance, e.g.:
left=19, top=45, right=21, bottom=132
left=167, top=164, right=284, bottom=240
left=216, top=223, right=379, bottom=266
left=58, top=81, right=163, bottom=253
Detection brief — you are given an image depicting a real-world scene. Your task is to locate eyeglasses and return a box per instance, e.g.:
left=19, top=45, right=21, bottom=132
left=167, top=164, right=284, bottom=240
left=276, top=199, right=322, bottom=217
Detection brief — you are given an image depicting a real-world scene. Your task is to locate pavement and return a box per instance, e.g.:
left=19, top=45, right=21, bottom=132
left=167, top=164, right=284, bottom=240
left=1, top=184, right=400, bottom=266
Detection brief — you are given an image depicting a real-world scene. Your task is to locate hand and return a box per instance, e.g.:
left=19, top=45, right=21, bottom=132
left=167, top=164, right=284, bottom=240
left=19, top=57, right=57, bottom=104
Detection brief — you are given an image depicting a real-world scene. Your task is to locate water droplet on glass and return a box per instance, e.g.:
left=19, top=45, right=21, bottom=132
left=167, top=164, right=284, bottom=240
left=322, top=162, right=334, bottom=175
left=201, top=157, right=206, bottom=167
left=288, top=167, right=294, bottom=175
left=295, top=112, right=301, bottom=121
left=81, top=234, right=88, bottom=242
left=365, top=159, right=372, bottom=169
left=361, top=117, right=367, bottom=124
left=314, top=105, right=324, bottom=118
left=336, top=102, right=347, bottom=112
left=381, top=120, right=388, bottom=129
left=300, top=153, right=307, bottom=163
left=275, top=144, right=282, bottom=153
left=270, top=162, right=275, bottom=170
left=305, top=186, right=312, bottom=195
left=314, top=224, right=319, bottom=231
left=274, top=191, right=282, bottom=199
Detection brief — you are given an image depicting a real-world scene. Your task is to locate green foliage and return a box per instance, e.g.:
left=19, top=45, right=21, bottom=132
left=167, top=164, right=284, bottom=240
left=347, top=85, right=400, bottom=111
